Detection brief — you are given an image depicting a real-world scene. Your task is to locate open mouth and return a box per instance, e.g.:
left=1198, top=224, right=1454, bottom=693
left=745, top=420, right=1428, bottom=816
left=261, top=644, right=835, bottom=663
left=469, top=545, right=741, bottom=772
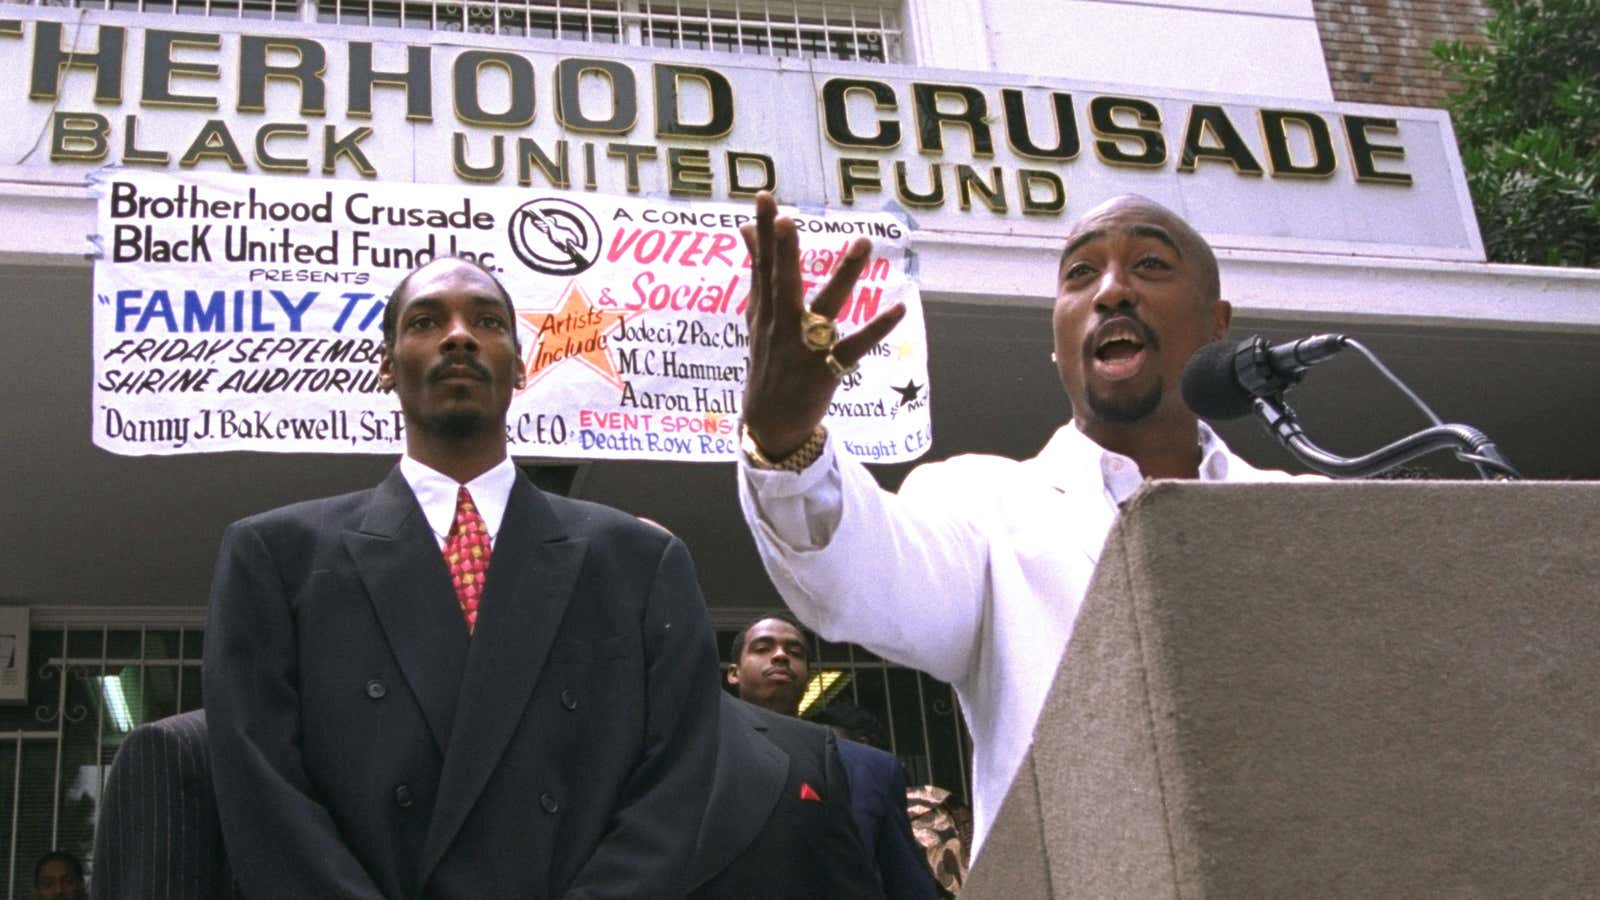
left=1090, top=319, right=1152, bottom=380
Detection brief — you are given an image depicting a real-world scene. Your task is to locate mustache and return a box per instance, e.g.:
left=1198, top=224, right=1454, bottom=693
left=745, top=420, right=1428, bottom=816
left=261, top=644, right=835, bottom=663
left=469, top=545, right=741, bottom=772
left=1081, top=311, right=1160, bottom=358
left=427, top=354, right=491, bottom=382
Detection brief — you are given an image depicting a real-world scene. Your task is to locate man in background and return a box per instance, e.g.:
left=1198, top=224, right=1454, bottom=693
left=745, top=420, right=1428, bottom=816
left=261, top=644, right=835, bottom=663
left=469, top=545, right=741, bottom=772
left=34, top=851, right=85, bottom=900
left=810, top=702, right=938, bottom=900
left=688, top=615, right=882, bottom=899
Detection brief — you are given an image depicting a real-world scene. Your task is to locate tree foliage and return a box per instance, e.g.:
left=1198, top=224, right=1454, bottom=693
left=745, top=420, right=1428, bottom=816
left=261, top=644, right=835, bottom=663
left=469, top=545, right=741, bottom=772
left=1433, top=0, right=1600, bottom=267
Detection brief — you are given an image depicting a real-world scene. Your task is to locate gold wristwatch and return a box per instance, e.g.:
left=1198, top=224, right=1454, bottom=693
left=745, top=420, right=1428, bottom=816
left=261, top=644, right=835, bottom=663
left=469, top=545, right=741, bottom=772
left=740, top=423, right=828, bottom=472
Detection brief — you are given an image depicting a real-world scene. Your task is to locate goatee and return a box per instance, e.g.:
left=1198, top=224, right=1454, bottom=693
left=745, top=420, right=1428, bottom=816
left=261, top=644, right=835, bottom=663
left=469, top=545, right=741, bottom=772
left=1085, top=379, right=1164, bottom=423
left=423, top=409, right=492, bottom=440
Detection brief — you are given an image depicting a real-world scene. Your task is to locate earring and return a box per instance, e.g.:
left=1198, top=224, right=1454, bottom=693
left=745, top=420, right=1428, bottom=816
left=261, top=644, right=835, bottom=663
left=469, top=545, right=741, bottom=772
left=1050, top=352, right=1057, bottom=364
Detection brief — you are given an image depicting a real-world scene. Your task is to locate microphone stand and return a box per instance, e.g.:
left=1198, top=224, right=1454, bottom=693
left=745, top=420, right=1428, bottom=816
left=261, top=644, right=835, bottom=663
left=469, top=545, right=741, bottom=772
left=1252, top=394, right=1519, bottom=481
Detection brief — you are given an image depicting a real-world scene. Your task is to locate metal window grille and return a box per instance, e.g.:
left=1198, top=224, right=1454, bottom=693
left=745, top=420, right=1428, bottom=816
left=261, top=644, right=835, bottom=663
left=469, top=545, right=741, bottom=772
left=6, top=0, right=302, bottom=22
left=316, top=0, right=626, bottom=40
left=632, top=0, right=899, bottom=62
left=0, top=623, right=204, bottom=900
left=4, top=0, right=903, bottom=62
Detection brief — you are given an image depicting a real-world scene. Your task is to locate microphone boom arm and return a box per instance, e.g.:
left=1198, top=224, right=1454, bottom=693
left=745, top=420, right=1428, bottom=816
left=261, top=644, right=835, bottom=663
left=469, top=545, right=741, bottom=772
left=1254, top=394, right=1519, bottom=480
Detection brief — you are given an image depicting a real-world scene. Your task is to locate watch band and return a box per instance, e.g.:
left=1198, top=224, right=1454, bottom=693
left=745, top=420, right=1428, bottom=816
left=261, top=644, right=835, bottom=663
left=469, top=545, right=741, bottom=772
left=741, top=423, right=828, bottom=472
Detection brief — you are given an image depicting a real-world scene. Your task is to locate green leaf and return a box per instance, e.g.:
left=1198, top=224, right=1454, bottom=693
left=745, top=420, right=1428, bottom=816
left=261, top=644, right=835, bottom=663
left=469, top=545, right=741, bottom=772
left=1435, top=0, right=1600, bottom=266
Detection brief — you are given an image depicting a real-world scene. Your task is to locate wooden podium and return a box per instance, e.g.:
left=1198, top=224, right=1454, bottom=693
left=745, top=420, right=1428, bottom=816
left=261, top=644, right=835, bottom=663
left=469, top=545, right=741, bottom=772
left=964, top=481, right=1600, bottom=898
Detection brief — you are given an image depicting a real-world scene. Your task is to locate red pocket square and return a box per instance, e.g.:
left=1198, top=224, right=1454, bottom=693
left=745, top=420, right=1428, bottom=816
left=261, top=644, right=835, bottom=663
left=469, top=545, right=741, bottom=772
left=799, top=783, right=822, bottom=802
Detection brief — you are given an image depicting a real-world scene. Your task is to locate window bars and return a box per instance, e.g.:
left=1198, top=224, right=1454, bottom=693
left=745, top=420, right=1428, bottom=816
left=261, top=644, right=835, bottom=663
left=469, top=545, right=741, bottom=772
left=6, top=0, right=904, bottom=62
left=0, top=625, right=203, bottom=900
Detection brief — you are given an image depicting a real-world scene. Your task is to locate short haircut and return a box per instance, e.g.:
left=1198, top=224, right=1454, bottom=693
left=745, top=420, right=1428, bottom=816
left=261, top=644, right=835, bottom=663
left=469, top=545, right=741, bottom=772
left=1057, top=194, right=1221, bottom=308
left=35, top=850, right=83, bottom=884
left=728, top=613, right=812, bottom=663
left=381, top=255, right=520, bottom=352
left=808, top=701, right=890, bottom=750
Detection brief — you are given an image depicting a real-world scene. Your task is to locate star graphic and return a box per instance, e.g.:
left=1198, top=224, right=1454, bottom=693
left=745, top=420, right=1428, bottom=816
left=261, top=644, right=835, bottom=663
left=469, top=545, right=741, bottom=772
left=517, top=281, right=636, bottom=392
left=892, top=380, right=923, bottom=405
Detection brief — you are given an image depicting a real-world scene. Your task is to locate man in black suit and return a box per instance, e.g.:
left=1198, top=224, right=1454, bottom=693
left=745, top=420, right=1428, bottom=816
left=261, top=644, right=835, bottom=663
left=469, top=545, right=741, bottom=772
left=204, top=255, right=720, bottom=899
left=810, top=703, right=939, bottom=900
left=92, top=710, right=237, bottom=900
left=687, top=616, right=882, bottom=900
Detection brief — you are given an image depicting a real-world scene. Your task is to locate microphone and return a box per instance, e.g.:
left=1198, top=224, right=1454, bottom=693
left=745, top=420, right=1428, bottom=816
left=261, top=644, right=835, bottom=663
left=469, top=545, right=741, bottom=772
left=1181, top=334, right=1348, bottom=420
left=1181, top=333, right=1519, bottom=479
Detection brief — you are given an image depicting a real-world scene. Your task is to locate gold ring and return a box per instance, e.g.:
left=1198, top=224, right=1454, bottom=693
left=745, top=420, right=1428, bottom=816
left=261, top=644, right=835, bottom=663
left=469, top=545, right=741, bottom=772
left=801, top=311, right=838, bottom=353
left=824, top=353, right=858, bottom=379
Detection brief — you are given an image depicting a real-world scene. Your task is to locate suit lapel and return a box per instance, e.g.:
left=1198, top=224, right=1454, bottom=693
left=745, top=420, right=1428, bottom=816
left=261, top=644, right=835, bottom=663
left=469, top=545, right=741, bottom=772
left=345, top=467, right=469, bottom=755
left=1032, top=428, right=1119, bottom=566
left=689, top=696, right=790, bottom=890
left=419, top=473, right=587, bottom=882
left=1069, top=480, right=1118, bottom=566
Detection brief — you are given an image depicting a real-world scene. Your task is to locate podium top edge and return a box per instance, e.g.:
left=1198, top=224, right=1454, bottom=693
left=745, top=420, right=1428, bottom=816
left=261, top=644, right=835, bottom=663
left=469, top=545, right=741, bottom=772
left=1128, top=478, right=1600, bottom=515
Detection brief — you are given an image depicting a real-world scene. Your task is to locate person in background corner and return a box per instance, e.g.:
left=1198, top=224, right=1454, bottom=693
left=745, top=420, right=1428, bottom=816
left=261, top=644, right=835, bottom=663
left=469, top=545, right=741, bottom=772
left=809, top=701, right=939, bottom=900
left=687, top=614, right=884, bottom=900
left=34, top=851, right=85, bottom=900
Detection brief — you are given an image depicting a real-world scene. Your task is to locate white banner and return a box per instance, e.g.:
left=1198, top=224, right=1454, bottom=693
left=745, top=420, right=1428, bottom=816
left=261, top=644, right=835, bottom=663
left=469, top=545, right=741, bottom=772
left=91, top=169, right=930, bottom=462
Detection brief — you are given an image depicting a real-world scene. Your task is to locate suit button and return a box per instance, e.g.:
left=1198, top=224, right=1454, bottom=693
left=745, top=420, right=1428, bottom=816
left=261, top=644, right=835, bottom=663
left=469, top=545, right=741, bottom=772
left=365, top=679, right=387, bottom=700
left=560, top=689, right=578, bottom=710
left=539, top=793, right=559, bottom=814
left=395, top=784, right=414, bottom=809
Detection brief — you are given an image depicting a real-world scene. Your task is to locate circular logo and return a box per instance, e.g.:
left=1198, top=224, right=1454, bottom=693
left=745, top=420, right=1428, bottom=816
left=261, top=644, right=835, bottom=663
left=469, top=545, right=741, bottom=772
left=507, top=197, right=603, bottom=276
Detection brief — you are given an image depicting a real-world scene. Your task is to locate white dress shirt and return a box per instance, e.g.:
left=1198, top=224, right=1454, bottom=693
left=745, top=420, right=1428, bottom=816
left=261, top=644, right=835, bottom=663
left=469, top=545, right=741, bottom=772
left=738, top=421, right=1313, bottom=854
left=399, top=455, right=518, bottom=549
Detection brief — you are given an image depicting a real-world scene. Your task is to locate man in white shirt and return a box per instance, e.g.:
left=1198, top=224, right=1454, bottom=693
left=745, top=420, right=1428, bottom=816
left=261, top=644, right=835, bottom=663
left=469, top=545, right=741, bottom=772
left=733, top=192, right=1308, bottom=856
left=205, top=256, right=720, bottom=899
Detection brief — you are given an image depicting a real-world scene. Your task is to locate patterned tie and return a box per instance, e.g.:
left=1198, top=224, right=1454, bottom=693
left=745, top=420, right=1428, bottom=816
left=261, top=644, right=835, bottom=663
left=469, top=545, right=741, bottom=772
left=443, top=486, right=492, bottom=633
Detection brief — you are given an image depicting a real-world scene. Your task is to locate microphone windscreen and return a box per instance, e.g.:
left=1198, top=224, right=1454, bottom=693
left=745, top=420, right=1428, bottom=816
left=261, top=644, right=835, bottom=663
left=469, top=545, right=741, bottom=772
left=1182, top=339, right=1256, bottom=420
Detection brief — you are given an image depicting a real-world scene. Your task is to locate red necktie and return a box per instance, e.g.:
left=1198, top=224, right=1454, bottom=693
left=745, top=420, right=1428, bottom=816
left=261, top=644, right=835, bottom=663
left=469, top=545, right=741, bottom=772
left=443, top=486, right=492, bottom=633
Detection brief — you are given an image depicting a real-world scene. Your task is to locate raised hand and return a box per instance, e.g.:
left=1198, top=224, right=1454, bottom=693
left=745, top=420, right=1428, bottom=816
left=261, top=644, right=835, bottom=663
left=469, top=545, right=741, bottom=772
left=739, top=191, right=907, bottom=458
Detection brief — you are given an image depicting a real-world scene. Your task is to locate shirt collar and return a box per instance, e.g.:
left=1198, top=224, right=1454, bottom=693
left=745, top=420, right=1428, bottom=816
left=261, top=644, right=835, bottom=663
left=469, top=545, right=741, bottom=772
left=398, top=454, right=518, bottom=543
left=1047, top=420, right=1232, bottom=507
left=1196, top=421, right=1231, bottom=481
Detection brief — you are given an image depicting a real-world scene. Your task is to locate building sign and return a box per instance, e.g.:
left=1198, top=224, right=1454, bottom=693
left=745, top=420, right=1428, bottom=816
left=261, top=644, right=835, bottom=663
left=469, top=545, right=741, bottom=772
left=3, top=9, right=1482, bottom=260
left=91, top=168, right=930, bottom=460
